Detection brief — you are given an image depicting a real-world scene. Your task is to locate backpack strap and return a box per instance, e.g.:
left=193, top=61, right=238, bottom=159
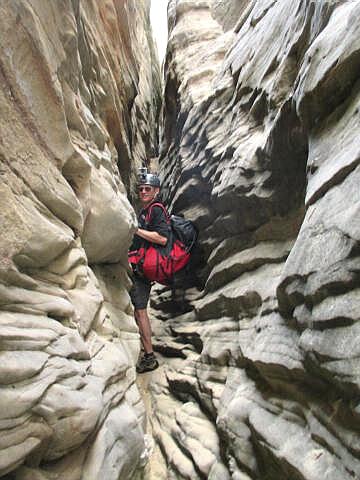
left=144, top=202, right=170, bottom=224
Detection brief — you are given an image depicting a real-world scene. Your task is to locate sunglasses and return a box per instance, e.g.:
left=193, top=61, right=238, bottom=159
left=138, top=186, right=153, bottom=192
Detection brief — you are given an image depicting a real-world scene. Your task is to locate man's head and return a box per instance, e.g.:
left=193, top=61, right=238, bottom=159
left=138, top=172, right=160, bottom=206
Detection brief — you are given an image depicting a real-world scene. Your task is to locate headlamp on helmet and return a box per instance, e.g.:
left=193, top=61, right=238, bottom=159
left=138, top=167, right=160, bottom=187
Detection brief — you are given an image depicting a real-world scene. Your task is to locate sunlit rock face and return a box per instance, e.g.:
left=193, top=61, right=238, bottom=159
left=0, top=1, right=159, bottom=479
left=151, top=0, right=360, bottom=478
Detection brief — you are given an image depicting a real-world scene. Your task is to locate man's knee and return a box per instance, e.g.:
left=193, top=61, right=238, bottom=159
left=134, top=308, right=147, bottom=322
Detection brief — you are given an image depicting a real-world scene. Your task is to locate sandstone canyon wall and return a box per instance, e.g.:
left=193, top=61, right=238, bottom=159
left=0, top=1, right=160, bottom=479
left=148, top=0, right=360, bottom=479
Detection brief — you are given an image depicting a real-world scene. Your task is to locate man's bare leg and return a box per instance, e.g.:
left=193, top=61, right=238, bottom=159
left=134, top=308, right=153, bottom=354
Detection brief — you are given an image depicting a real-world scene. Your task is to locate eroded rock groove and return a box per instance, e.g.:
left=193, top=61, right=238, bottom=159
left=146, top=1, right=360, bottom=479
left=0, top=1, right=159, bottom=479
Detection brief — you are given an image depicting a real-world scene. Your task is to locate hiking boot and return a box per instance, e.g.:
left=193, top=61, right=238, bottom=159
left=136, top=353, right=159, bottom=374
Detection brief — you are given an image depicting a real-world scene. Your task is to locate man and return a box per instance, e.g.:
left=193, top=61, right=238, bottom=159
left=129, top=172, right=169, bottom=373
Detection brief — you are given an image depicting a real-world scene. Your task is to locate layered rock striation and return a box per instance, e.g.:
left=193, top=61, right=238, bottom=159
left=0, top=1, right=160, bottom=479
left=149, top=1, right=360, bottom=478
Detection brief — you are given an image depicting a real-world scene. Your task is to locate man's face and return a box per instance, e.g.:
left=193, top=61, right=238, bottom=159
left=138, top=184, right=159, bottom=205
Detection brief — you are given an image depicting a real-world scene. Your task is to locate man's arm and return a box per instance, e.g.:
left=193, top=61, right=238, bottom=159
left=136, top=228, right=167, bottom=246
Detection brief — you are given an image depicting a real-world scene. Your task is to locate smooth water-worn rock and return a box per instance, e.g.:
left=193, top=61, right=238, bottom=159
left=0, top=1, right=159, bottom=478
left=147, top=0, right=360, bottom=478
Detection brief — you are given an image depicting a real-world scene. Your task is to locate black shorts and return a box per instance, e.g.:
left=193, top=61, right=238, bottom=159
left=130, top=274, right=152, bottom=310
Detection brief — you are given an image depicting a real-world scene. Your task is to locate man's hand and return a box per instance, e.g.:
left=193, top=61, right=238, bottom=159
left=136, top=228, right=167, bottom=246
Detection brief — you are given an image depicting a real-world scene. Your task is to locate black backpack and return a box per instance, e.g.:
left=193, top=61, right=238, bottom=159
left=170, top=214, right=197, bottom=253
left=169, top=214, right=198, bottom=291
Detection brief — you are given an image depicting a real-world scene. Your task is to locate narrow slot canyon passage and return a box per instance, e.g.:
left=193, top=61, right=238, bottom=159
left=0, top=1, right=359, bottom=480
